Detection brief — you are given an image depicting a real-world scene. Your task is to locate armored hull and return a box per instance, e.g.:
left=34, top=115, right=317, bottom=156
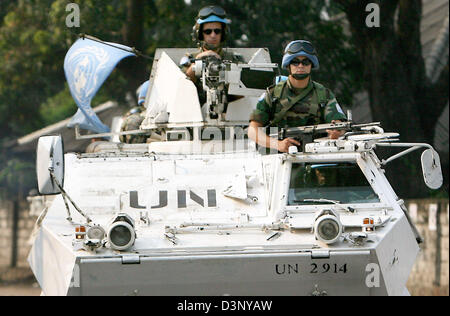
left=29, top=139, right=419, bottom=295
left=29, top=45, right=440, bottom=296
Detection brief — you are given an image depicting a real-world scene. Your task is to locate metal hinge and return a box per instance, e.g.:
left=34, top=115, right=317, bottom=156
left=122, top=254, right=141, bottom=264
left=311, top=250, right=330, bottom=259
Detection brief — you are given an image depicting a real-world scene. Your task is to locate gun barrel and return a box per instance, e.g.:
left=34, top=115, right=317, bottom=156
left=268, top=122, right=381, bottom=139
left=285, top=121, right=380, bottom=134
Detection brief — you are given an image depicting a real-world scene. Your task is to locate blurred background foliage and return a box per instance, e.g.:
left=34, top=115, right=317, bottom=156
left=0, top=0, right=360, bottom=139
left=0, top=0, right=448, bottom=199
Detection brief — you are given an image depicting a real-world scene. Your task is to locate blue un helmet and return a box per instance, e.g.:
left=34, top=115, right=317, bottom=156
left=281, top=40, right=320, bottom=70
left=136, top=80, right=149, bottom=106
left=192, top=5, right=231, bottom=43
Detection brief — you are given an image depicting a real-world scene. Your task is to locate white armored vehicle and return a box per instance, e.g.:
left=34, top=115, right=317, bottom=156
left=28, top=45, right=443, bottom=296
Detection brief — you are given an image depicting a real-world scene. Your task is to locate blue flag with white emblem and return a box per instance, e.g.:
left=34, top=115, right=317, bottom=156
left=65, top=38, right=136, bottom=133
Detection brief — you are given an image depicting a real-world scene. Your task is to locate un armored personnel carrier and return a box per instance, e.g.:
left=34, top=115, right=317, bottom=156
left=28, top=46, right=443, bottom=296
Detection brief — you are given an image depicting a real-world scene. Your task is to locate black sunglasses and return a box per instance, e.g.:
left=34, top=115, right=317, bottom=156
left=290, top=58, right=312, bottom=66
left=203, top=28, right=222, bottom=35
left=198, top=6, right=226, bottom=19
left=286, top=40, right=316, bottom=55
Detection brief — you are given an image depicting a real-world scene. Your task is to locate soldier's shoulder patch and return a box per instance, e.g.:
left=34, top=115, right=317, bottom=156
left=335, top=103, right=345, bottom=115
left=258, top=92, right=266, bottom=102
left=179, top=55, right=190, bottom=66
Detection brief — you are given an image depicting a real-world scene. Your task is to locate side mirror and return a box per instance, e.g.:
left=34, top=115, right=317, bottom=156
left=421, top=149, right=443, bottom=190
left=36, top=135, right=64, bottom=195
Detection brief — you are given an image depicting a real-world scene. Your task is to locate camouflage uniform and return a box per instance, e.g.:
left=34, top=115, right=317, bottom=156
left=119, top=108, right=147, bottom=144
left=250, top=78, right=346, bottom=128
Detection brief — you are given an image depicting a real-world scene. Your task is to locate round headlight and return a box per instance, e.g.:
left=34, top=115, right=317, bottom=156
left=314, top=214, right=342, bottom=244
left=87, top=225, right=105, bottom=240
left=107, top=221, right=136, bottom=251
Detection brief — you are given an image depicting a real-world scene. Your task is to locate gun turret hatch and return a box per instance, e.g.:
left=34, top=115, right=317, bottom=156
left=142, top=51, right=203, bottom=127
left=141, top=48, right=277, bottom=130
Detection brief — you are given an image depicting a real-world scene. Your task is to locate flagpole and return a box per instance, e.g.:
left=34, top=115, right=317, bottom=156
left=78, top=33, right=154, bottom=60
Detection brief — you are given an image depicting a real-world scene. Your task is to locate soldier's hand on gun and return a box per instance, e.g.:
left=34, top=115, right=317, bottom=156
left=277, top=138, right=301, bottom=153
left=186, top=50, right=221, bottom=81
left=197, top=50, right=221, bottom=59
left=326, top=120, right=345, bottom=139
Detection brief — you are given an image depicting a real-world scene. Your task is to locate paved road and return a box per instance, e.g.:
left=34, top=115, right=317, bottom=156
left=0, top=284, right=41, bottom=296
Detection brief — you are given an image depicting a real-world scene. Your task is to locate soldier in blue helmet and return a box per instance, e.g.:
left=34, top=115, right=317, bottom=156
left=248, top=40, right=347, bottom=153
left=119, top=80, right=149, bottom=144
left=180, top=5, right=242, bottom=102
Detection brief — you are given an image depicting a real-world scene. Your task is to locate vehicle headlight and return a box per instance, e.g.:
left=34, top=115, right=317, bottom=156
left=313, top=210, right=342, bottom=244
left=107, top=213, right=136, bottom=251
left=87, top=225, right=105, bottom=241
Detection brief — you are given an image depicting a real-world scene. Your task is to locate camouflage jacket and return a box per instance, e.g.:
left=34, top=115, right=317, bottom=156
left=249, top=78, right=347, bottom=128
left=119, top=107, right=147, bottom=144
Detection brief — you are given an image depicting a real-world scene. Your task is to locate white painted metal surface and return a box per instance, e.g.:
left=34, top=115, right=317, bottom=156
left=144, top=52, right=202, bottom=125
left=29, top=137, right=423, bottom=295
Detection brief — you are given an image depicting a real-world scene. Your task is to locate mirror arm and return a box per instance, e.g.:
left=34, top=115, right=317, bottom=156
left=377, top=142, right=436, bottom=166
left=49, top=168, right=92, bottom=224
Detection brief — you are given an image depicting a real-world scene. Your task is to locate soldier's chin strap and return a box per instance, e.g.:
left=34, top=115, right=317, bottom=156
left=291, top=73, right=310, bottom=80
left=289, top=67, right=311, bottom=80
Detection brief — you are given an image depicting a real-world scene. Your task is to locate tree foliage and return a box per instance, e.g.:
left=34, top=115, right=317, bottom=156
left=335, top=0, right=449, bottom=196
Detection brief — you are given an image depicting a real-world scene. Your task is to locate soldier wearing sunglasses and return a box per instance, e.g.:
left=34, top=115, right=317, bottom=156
left=248, top=40, right=347, bottom=153
left=180, top=6, right=241, bottom=86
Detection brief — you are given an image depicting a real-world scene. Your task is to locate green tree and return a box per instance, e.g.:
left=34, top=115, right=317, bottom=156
left=0, top=157, right=35, bottom=197
left=335, top=0, right=448, bottom=197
